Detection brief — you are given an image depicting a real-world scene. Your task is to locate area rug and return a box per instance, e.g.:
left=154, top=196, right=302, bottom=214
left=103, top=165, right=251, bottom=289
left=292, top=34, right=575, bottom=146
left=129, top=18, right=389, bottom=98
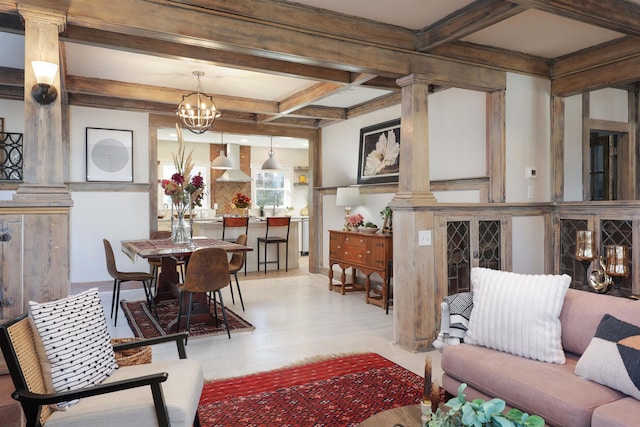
left=198, top=352, right=424, bottom=427
left=121, top=298, right=255, bottom=338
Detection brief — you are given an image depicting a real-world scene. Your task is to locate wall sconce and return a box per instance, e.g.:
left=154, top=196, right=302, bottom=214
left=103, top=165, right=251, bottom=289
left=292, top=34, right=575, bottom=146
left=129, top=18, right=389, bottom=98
left=336, top=186, right=361, bottom=231
left=31, top=61, right=58, bottom=105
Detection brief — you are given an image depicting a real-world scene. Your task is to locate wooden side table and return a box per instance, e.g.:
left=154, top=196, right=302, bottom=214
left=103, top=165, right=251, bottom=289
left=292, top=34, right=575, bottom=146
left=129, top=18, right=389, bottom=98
left=328, top=230, right=393, bottom=309
left=358, top=404, right=422, bottom=426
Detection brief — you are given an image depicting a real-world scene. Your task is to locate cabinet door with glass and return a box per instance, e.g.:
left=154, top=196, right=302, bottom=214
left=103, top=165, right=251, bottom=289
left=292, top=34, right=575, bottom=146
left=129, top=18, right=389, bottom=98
left=435, top=215, right=511, bottom=295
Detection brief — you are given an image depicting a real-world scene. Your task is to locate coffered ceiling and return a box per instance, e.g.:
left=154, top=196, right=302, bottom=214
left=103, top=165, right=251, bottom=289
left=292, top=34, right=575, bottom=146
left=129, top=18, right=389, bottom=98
left=0, top=0, right=639, bottom=143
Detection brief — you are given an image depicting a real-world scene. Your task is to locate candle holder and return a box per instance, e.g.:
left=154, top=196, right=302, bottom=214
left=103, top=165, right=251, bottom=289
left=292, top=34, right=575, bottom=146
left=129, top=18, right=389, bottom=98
left=575, top=230, right=595, bottom=291
left=604, top=245, right=629, bottom=297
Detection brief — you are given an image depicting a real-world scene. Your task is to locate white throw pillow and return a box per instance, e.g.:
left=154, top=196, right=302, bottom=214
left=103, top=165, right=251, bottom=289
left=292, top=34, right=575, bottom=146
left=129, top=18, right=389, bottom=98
left=464, top=267, right=571, bottom=364
left=28, top=288, right=117, bottom=403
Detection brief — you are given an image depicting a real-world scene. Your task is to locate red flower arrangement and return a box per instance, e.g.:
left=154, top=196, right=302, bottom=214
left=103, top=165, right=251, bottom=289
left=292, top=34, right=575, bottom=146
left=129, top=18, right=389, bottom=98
left=347, top=213, right=364, bottom=228
left=231, top=193, right=251, bottom=209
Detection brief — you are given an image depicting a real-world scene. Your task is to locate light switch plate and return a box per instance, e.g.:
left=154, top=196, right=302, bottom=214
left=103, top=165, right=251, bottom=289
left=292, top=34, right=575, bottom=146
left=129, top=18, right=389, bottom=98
left=419, top=230, right=432, bottom=246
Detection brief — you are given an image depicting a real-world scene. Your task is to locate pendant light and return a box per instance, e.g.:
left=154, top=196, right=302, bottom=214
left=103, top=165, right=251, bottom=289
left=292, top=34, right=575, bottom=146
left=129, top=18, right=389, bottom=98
left=211, top=134, right=233, bottom=170
left=176, top=71, right=221, bottom=135
left=261, top=137, right=282, bottom=170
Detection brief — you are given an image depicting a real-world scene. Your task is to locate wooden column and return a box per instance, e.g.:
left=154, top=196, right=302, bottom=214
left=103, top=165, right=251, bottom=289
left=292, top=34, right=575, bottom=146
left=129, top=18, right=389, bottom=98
left=488, top=91, right=506, bottom=203
left=551, top=96, right=565, bottom=202
left=391, top=74, right=437, bottom=351
left=15, top=5, right=69, bottom=200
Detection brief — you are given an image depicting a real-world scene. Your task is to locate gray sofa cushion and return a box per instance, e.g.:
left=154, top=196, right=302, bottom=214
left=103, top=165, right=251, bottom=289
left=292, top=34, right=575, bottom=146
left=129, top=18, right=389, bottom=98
left=559, top=289, right=640, bottom=355
left=442, top=343, right=623, bottom=427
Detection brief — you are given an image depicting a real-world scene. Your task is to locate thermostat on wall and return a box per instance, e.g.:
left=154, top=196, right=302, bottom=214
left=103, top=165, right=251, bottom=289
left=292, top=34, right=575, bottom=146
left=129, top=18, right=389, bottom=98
left=525, top=167, right=537, bottom=178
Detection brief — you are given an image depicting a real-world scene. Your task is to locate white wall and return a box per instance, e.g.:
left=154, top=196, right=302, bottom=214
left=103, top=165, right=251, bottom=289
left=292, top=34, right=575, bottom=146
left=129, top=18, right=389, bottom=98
left=511, top=216, right=545, bottom=274
left=70, top=106, right=151, bottom=282
left=590, top=88, right=628, bottom=122
left=564, top=94, right=583, bottom=201
left=505, top=73, right=551, bottom=203
left=428, top=88, right=486, bottom=180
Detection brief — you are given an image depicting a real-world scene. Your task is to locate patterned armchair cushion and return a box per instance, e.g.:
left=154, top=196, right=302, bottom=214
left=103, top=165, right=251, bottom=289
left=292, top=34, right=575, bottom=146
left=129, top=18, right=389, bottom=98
left=28, top=288, right=117, bottom=408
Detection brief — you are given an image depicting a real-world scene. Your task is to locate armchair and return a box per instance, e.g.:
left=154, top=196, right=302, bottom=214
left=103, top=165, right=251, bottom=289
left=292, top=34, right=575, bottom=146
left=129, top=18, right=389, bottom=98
left=0, top=313, right=203, bottom=427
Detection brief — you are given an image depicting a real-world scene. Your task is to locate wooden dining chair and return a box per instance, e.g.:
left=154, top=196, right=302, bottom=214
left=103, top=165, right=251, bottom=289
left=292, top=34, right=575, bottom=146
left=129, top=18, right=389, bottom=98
left=103, top=238, right=155, bottom=326
left=257, top=216, right=291, bottom=274
left=228, top=234, right=248, bottom=311
left=222, top=217, right=250, bottom=275
left=177, top=247, right=232, bottom=341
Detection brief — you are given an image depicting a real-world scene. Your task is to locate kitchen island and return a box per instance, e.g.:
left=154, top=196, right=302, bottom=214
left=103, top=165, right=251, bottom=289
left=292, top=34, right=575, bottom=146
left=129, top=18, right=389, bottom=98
left=158, top=216, right=304, bottom=273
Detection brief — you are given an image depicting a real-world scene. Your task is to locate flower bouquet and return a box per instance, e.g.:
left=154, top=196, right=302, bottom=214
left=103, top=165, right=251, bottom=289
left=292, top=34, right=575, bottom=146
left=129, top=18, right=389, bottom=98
left=346, top=213, right=364, bottom=230
left=161, top=124, right=205, bottom=244
left=231, top=193, right=251, bottom=209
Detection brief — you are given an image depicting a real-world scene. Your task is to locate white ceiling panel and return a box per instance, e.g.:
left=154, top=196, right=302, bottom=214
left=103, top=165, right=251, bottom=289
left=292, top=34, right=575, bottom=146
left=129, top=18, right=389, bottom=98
left=462, top=9, right=624, bottom=58
left=64, top=43, right=317, bottom=100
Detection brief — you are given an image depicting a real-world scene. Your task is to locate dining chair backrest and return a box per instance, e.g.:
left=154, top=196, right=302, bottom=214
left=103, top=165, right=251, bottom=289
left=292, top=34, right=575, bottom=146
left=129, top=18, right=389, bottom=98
left=103, top=239, right=120, bottom=279
left=265, top=216, right=291, bottom=239
left=151, top=230, right=171, bottom=240
left=222, top=216, right=250, bottom=240
left=229, top=234, right=248, bottom=272
left=181, top=247, right=230, bottom=293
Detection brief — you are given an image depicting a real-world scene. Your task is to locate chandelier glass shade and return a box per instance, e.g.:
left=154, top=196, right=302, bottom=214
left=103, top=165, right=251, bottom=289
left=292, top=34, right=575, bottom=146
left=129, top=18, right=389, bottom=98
left=177, top=71, right=221, bottom=134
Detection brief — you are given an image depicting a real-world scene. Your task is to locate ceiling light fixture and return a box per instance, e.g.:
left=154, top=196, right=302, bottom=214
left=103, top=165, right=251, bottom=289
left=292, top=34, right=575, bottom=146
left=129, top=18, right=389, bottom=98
left=176, top=71, right=221, bottom=135
left=261, top=137, right=282, bottom=170
left=31, top=61, right=58, bottom=105
left=211, top=134, right=233, bottom=170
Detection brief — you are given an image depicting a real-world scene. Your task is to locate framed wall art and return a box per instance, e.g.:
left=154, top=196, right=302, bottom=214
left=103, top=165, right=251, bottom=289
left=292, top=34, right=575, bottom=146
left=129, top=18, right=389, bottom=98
left=86, top=127, right=133, bottom=182
left=357, top=118, right=400, bottom=184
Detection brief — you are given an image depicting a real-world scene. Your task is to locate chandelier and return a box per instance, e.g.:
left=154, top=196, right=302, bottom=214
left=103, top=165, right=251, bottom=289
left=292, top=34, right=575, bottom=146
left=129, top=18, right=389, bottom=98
left=176, top=71, right=221, bottom=134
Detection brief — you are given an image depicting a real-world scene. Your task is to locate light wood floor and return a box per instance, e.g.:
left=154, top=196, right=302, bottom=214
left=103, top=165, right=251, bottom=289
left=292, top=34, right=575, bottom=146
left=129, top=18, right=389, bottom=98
left=100, top=257, right=443, bottom=383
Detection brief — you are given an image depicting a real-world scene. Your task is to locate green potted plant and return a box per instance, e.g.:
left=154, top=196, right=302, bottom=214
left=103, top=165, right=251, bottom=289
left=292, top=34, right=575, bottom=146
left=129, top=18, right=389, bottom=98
left=380, top=206, right=393, bottom=234
left=427, top=384, right=545, bottom=427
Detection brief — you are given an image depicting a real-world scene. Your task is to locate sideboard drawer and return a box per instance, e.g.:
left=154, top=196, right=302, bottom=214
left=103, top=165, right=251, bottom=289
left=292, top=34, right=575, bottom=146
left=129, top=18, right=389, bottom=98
left=343, top=244, right=366, bottom=264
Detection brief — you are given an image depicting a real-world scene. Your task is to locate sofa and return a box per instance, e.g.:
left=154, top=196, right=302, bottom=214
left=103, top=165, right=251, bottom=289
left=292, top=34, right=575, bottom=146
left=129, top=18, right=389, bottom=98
left=440, top=268, right=640, bottom=427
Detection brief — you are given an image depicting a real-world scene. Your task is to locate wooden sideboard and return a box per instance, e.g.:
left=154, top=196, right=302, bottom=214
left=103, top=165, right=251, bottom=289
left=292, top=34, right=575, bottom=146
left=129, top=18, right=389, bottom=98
left=328, top=229, right=393, bottom=309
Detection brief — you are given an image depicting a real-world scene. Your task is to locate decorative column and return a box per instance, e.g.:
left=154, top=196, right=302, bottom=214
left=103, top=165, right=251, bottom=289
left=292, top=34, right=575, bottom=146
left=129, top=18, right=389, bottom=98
left=15, top=5, right=69, bottom=200
left=391, top=74, right=437, bottom=351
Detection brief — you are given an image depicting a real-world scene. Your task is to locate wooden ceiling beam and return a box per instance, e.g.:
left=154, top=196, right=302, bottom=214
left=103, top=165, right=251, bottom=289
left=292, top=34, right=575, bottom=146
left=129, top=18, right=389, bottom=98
left=65, top=75, right=280, bottom=114
left=552, top=54, right=640, bottom=96
left=510, top=0, right=640, bottom=37
left=431, top=41, right=551, bottom=77
left=155, top=0, right=417, bottom=51
left=8, top=0, right=504, bottom=91
left=347, top=92, right=402, bottom=119
left=417, top=0, right=526, bottom=51
left=0, top=67, right=23, bottom=86
left=552, top=36, right=640, bottom=78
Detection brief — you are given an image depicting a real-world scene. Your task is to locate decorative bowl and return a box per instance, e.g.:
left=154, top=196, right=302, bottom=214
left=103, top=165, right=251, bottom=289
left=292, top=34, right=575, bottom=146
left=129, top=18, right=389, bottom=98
left=359, top=227, right=379, bottom=234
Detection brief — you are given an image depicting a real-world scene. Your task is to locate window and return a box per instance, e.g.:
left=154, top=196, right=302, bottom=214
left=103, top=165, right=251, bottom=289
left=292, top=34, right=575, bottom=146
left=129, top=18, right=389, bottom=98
left=589, top=131, right=619, bottom=201
left=251, top=165, right=293, bottom=208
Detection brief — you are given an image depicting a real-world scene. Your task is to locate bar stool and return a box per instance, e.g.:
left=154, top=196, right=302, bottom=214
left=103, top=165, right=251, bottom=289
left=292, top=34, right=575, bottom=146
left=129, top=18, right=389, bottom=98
left=222, top=217, right=249, bottom=275
left=257, top=216, right=291, bottom=274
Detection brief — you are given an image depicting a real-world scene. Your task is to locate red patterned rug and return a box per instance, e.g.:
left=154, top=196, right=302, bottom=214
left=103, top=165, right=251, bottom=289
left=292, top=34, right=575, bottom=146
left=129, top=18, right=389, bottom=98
left=121, top=298, right=255, bottom=338
left=198, top=353, right=424, bottom=427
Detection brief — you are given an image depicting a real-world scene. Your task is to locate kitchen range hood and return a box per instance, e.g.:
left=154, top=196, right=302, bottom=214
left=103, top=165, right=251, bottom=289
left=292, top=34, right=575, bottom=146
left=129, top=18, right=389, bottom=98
left=216, top=144, right=252, bottom=182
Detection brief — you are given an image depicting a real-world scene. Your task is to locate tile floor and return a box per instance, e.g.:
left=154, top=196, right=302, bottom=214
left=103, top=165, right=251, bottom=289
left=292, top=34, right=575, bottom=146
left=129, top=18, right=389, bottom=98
left=2, top=259, right=443, bottom=425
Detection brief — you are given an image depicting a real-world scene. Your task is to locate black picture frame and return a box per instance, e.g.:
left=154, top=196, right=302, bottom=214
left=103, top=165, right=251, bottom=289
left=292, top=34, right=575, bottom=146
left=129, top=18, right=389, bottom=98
left=357, top=119, right=400, bottom=184
left=86, top=127, right=134, bottom=182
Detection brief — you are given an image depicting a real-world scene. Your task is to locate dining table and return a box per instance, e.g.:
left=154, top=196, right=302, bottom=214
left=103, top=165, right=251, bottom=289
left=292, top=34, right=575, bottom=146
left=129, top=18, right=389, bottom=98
left=121, top=236, right=253, bottom=331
